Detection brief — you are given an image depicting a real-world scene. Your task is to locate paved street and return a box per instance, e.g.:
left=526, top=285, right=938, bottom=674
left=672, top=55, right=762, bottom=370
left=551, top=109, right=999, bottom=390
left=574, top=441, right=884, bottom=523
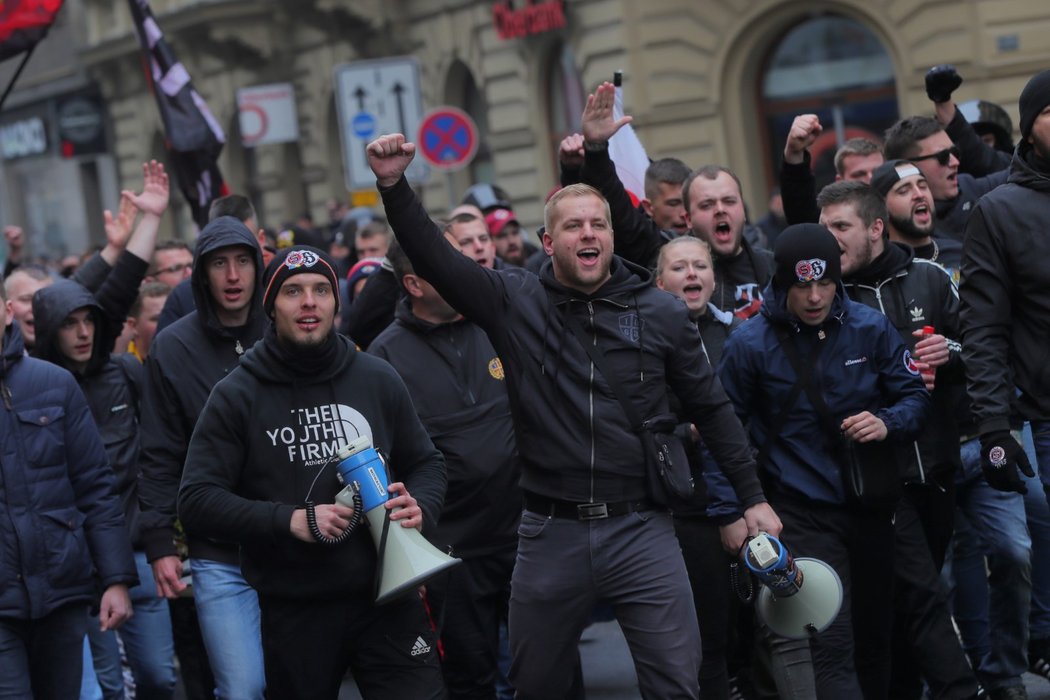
left=333, top=618, right=1050, bottom=698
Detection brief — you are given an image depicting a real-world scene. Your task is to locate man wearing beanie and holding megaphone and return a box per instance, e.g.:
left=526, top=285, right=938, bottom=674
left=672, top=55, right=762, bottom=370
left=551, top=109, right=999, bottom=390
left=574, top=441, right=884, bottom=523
left=719, top=223, right=930, bottom=698
left=178, top=245, right=449, bottom=700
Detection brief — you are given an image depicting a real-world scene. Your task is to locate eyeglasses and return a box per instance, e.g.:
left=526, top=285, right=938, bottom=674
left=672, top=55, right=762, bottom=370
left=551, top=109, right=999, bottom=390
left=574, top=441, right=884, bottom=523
left=150, top=261, right=192, bottom=276
left=909, top=145, right=960, bottom=167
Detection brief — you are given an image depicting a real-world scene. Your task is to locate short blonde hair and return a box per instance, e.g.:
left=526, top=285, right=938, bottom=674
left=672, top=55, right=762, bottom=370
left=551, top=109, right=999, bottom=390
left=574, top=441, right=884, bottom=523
left=655, top=236, right=712, bottom=278
left=543, top=183, right=611, bottom=234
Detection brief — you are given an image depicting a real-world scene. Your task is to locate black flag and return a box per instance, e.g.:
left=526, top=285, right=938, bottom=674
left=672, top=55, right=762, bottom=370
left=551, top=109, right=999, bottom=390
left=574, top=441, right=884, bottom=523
left=128, top=0, right=226, bottom=228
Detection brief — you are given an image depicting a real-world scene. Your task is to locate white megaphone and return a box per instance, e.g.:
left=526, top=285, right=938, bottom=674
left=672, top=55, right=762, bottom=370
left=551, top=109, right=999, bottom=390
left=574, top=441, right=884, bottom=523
left=744, top=533, right=843, bottom=640
left=334, top=436, right=460, bottom=605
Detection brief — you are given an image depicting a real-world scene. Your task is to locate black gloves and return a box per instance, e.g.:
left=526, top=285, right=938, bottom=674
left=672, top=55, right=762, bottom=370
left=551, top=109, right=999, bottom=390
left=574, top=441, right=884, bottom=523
left=926, top=65, right=963, bottom=103
left=980, top=430, right=1035, bottom=494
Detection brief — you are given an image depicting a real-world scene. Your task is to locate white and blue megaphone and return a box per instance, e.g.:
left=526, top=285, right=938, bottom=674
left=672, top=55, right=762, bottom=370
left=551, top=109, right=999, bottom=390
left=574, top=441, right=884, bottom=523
left=334, top=436, right=460, bottom=605
left=744, top=533, right=843, bottom=639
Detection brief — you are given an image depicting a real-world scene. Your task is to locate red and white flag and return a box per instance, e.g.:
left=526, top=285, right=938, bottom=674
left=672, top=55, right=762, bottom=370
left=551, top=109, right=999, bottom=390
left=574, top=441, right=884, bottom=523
left=607, top=77, right=650, bottom=206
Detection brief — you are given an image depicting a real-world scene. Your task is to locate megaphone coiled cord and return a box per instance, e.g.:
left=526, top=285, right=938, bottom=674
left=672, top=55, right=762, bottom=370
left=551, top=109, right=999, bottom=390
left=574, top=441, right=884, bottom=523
left=305, top=491, right=364, bottom=545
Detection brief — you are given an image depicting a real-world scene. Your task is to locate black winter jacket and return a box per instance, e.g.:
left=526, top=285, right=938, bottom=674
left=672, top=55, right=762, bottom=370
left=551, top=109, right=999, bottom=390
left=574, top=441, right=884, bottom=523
left=138, top=218, right=266, bottom=564
left=370, top=299, right=520, bottom=558
left=0, top=323, right=137, bottom=619
left=843, top=243, right=964, bottom=481
left=33, top=265, right=149, bottom=545
left=178, top=328, right=446, bottom=599
left=961, top=144, right=1050, bottom=431
left=380, top=176, right=766, bottom=508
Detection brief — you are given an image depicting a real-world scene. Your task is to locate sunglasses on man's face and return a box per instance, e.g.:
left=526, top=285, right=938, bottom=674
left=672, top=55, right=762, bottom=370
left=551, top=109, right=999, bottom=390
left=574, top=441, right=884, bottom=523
left=909, top=145, right=960, bottom=167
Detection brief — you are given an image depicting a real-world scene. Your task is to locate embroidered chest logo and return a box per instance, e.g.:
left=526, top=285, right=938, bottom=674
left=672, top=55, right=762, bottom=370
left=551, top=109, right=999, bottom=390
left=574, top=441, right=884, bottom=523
left=844, top=356, right=868, bottom=367
left=265, top=403, right=373, bottom=466
left=909, top=305, right=925, bottom=323
left=618, top=312, right=642, bottom=343
left=488, top=357, right=505, bottom=381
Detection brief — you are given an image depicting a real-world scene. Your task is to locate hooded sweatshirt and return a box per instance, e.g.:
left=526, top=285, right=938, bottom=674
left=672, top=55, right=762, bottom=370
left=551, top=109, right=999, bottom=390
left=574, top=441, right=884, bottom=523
left=138, top=217, right=267, bottom=564
left=961, top=141, right=1050, bottom=431
left=177, top=327, right=446, bottom=599
left=380, top=176, right=765, bottom=509
left=33, top=278, right=147, bottom=544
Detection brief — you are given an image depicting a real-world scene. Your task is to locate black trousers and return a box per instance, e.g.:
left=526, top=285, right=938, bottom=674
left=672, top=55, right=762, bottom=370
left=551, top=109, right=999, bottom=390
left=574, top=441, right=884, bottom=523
left=0, top=602, right=87, bottom=699
left=425, top=547, right=515, bottom=700
left=889, top=480, right=979, bottom=700
left=259, top=592, right=447, bottom=700
left=774, top=495, right=895, bottom=700
left=674, top=516, right=737, bottom=700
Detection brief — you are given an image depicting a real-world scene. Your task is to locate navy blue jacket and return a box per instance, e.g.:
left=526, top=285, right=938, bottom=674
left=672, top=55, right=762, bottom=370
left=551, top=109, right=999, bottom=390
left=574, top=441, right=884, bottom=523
left=718, top=283, right=930, bottom=505
left=380, top=176, right=766, bottom=508
left=0, top=323, right=137, bottom=619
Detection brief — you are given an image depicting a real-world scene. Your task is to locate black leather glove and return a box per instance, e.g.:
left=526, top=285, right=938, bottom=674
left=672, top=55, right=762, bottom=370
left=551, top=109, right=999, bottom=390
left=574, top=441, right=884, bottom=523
left=980, top=430, right=1035, bottom=494
left=925, top=65, right=963, bottom=103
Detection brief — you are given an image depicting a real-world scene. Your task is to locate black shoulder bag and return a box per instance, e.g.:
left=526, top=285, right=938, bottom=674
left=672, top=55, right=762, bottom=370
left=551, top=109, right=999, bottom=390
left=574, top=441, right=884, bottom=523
left=774, top=326, right=901, bottom=509
left=561, top=308, right=693, bottom=506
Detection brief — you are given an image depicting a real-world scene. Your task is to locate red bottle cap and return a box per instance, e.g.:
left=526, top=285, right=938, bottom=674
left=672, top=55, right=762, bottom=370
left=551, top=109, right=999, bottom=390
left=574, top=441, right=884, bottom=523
left=922, top=325, right=935, bottom=336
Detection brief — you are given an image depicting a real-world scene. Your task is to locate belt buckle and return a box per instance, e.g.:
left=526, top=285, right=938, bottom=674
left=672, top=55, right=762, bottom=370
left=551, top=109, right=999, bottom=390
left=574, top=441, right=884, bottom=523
left=577, top=502, right=609, bottom=520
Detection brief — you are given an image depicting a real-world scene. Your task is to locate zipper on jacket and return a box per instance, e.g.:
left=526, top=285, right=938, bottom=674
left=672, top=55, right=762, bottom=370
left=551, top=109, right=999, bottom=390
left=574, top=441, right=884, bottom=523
left=858, top=281, right=926, bottom=483
left=587, top=301, right=597, bottom=502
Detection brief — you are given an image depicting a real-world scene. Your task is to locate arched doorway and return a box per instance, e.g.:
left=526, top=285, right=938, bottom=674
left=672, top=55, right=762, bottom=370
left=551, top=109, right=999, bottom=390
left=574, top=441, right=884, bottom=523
left=543, top=41, right=585, bottom=185
left=444, top=60, right=493, bottom=200
left=758, top=14, right=898, bottom=192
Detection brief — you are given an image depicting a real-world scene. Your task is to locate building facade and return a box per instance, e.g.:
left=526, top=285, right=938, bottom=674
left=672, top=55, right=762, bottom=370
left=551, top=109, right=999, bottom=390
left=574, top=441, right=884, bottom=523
left=63, top=0, right=1050, bottom=242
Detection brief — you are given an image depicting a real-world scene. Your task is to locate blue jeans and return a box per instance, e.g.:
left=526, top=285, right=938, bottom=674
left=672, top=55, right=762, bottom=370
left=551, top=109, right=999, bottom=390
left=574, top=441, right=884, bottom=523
left=82, top=551, right=176, bottom=699
left=946, top=437, right=1032, bottom=690
left=1027, top=421, right=1050, bottom=642
left=190, top=558, right=265, bottom=700
left=0, top=603, right=88, bottom=699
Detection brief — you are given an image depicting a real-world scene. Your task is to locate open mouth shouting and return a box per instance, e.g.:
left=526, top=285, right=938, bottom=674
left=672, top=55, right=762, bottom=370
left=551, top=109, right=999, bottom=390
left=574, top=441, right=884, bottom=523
left=681, top=282, right=705, bottom=304
left=577, top=247, right=601, bottom=267
left=713, top=220, right=734, bottom=246
left=913, top=201, right=932, bottom=227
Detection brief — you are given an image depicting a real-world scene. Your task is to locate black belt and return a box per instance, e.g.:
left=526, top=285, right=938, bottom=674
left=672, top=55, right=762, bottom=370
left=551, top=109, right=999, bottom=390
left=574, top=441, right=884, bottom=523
left=523, top=492, right=653, bottom=521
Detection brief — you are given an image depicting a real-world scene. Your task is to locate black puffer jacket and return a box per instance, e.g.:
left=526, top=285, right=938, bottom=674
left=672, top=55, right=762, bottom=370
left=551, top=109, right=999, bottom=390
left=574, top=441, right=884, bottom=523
left=961, top=143, right=1050, bottom=431
left=380, top=176, right=766, bottom=508
left=0, top=322, right=137, bottom=618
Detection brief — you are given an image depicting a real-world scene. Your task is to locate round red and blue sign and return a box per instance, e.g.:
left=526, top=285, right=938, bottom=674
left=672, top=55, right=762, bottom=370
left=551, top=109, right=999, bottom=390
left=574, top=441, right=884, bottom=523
left=417, top=107, right=478, bottom=171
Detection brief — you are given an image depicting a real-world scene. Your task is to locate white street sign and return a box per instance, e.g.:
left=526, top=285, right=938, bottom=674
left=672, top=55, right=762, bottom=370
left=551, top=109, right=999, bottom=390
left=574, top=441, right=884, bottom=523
left=334, top=56, right=427, bottom=191
left=237, top=83, right=300, bottom=147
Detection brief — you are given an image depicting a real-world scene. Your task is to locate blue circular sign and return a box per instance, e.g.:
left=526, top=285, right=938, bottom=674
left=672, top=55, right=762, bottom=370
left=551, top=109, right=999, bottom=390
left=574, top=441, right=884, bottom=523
left=351, top=112, right=376, bottom=139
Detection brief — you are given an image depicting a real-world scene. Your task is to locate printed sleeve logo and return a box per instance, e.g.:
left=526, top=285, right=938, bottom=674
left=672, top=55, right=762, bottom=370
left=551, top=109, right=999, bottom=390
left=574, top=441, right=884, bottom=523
left=903, top=349, right=921, bottom=376
left=488, top=357, right=505, bottom=380
left=284, top=249, right=320, bottom=271
left=265, top=403, right=373, bottom=466
left=794, top=258, right=826, bottom=282
left=618, top=312, right=641, bottom=343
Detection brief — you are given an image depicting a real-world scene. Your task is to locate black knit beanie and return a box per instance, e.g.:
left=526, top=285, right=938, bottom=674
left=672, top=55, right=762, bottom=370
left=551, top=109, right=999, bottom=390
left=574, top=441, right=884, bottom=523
left=773, top=224, right=842, bottom=292
left=1019, top=69, right=1050, bottom=140
left=262, top=245, right=341, bottom=317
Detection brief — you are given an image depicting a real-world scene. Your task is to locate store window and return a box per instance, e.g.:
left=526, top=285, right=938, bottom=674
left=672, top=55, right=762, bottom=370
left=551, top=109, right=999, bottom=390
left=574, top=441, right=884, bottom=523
left=759, top=15, right=898, bottom=191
